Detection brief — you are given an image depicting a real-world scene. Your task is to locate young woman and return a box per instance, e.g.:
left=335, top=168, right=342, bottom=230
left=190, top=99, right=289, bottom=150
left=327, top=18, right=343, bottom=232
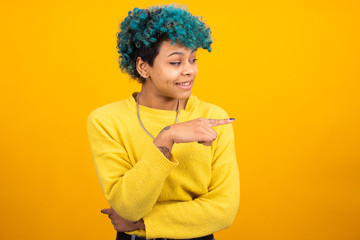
left=87, top=4, right=240, bottom=240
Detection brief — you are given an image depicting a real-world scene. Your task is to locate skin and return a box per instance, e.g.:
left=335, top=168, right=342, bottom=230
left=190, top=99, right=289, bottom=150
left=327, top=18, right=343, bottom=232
left=101, top=39, right=235, bottom=232
left=136, top=40, right=198, bottom=110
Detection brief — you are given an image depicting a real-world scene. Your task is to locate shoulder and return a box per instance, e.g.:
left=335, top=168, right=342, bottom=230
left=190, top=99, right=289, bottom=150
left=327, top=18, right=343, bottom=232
left=87, top=98, right=130, bottom=124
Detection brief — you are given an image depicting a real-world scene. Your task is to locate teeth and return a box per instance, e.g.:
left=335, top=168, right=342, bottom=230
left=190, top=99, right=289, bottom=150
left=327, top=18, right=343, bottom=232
left=177, top=82, right=191, bottom=86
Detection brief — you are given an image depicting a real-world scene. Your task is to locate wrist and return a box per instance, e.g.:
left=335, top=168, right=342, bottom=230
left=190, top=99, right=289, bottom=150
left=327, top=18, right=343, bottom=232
left=161, top=127, right=174, bottom=143
left=153, top=126, right=174, bottom=159
left=154, top=126, right=174, bottom=146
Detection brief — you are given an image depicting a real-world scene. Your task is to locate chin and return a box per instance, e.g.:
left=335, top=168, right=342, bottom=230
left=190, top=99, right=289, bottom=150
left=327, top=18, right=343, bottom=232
left=177, top=90, right=192, bottom=100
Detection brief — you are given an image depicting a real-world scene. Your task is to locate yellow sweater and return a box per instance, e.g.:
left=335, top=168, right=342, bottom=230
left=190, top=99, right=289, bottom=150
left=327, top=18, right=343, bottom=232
left=87, top=93, right=240, bottom=239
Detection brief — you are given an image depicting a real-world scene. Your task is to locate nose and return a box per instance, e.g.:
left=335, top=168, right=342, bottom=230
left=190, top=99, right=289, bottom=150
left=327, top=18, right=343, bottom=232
left=182, top=61, right=195, bottom=76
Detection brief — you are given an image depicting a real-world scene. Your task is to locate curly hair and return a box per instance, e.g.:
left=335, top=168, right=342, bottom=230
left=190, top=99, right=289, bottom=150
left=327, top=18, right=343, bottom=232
left=116, top=4, right=212, bottom=83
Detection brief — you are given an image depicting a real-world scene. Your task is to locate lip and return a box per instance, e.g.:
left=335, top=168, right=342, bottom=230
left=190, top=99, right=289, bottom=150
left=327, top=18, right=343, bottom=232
left=175, top=80, right=193, bottom=90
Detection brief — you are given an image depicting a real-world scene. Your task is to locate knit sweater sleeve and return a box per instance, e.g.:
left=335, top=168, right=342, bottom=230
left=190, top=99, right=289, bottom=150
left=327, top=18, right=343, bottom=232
left=86, top=109, right=179, bottom=222
left=143, top=112, right=240, bottom=239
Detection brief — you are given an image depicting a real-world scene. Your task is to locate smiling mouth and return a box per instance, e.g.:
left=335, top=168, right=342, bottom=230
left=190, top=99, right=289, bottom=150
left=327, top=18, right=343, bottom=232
left=175, top=81, right=192, bottom=86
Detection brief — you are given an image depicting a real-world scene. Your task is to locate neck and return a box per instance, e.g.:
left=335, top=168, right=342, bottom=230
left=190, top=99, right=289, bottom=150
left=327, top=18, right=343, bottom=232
left=137, top=87, right=189, bottom=111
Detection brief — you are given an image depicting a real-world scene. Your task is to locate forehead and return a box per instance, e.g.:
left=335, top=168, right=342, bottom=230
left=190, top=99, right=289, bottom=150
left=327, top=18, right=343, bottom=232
left=157, top=40, right=196, bottom=57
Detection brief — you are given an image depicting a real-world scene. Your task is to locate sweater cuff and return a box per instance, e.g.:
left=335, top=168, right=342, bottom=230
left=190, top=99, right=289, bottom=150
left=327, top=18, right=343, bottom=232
left=143, top=143, right=179, bottom=175
left=143, top=206, right=165, bottom=239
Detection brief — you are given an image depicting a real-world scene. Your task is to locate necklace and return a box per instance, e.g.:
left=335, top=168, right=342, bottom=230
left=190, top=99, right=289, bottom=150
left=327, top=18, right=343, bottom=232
left=136, top=92, right=180, bottom=139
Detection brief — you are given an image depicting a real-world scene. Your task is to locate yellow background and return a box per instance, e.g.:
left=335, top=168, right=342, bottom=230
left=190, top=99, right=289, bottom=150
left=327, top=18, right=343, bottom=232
left=1, top=0, right=359, bottom=239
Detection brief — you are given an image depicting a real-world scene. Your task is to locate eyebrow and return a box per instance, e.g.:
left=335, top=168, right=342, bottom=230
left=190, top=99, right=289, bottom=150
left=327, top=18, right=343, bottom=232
left=167, top=50, right=197, bottom=57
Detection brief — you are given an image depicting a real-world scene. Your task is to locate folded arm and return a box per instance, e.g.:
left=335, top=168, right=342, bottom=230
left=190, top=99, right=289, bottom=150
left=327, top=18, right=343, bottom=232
left=143, top=122, right=240, bottom=239
left=87, top=112, right=178, bottom=222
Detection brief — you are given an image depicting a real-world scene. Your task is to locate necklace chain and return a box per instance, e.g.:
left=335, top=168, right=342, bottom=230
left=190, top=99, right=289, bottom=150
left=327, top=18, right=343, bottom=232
left=136, top=92, right=180, bottom=139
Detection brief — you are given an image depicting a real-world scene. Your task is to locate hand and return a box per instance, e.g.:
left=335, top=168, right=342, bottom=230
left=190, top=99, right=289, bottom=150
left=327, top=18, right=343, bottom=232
left=153, top=118, right=234, bottom=159
left=157, top=118, right=234, bottom=146
left=101, top=208, right=145, bottom=232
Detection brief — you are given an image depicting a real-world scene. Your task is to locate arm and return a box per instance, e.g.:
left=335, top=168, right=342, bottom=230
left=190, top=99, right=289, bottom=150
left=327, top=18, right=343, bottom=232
left=87, top=111, right=179, bottom=222
left=143, top=119, right=240, bottom=239
left=88, top=108, right=236, bottom=230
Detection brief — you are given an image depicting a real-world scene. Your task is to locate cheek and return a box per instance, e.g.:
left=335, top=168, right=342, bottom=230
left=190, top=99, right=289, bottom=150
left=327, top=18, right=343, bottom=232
left=194, top=65, right=199, bottom=75
left=151, top=69, right=177, bottom=88
left=159, top=67, right=179, bottom=80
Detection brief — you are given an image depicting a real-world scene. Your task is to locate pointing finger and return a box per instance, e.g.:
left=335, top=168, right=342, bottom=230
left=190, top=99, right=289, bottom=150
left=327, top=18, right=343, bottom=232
left=101, top=208, right=112, bottom=215
left=207, top=118, right=235, bottom=127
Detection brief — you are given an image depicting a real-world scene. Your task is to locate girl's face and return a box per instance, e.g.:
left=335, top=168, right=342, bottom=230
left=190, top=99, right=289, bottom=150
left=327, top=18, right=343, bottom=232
left=143, top=40, right=198, bottom=101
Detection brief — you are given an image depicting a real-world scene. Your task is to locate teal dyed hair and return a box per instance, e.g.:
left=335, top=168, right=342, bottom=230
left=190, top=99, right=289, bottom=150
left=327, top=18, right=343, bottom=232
left=117, top=4, right=212, bottom=82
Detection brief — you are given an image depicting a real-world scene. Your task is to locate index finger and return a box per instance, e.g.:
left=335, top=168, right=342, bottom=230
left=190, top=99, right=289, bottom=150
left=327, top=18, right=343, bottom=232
left=101, top=208, right=112, bottom=215
left=207, top=118, right=235, bottom=127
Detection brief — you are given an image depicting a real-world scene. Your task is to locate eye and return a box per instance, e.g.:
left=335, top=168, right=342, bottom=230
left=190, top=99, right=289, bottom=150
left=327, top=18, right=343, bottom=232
left=170, top=62, right=181, bottom=66
left=190, top=58, right=198, bottom=63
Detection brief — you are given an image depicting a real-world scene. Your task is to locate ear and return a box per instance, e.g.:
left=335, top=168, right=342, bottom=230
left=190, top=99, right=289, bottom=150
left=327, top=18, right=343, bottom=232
left=136, top=57, right=150, bottom=79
